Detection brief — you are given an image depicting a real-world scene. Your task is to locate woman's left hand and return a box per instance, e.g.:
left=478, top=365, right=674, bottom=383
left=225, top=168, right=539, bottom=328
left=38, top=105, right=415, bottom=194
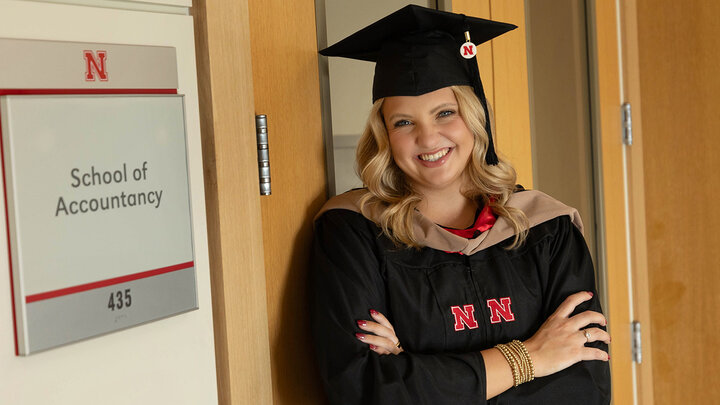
left=355, top=309, right=404, bottom=355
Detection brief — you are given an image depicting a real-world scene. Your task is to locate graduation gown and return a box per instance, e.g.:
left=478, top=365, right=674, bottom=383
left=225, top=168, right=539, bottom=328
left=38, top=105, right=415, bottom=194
left=310, top=189, right=611, bottom=405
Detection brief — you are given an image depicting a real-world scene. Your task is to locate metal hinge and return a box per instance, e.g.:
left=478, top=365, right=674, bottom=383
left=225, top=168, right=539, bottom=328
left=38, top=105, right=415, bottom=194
left=255, top=114, right=271, bottom=196
left=622, top=102, right=633, bottom=146
left=631, top=320, right=642, bottom=363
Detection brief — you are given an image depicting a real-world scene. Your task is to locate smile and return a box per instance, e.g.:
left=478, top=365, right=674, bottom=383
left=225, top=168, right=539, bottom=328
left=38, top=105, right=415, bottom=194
left=419, top=148, right=451, bottom=162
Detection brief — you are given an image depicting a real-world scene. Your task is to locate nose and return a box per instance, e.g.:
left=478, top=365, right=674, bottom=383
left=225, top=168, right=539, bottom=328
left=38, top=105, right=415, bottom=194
left=415, top=122, right=440, bottom=149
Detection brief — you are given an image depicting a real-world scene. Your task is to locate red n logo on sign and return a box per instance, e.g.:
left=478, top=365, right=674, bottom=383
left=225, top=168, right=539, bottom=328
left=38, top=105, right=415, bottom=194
left=84, top=50, right=108, bottom=81
left=451, top=304, right=479, bottom=331
left=486, top=297, right=515, bottom=323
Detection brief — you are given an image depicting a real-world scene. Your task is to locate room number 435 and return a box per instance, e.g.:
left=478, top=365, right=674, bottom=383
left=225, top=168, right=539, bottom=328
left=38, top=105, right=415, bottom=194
left=108, top=289, right=132, bottom=311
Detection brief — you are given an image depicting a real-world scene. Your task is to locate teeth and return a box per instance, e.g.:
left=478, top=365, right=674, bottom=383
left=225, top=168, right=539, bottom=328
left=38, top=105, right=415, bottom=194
left=419, top=148, right=450, bottom=162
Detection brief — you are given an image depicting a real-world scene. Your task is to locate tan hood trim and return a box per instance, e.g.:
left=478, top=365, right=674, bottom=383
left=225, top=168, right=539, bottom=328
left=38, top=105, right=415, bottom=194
left=315, top=189, right=583, bottom=254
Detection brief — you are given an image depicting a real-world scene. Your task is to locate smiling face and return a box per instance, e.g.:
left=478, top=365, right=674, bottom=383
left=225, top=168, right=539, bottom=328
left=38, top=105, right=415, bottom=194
left=382, top=87, right=475, bottom=196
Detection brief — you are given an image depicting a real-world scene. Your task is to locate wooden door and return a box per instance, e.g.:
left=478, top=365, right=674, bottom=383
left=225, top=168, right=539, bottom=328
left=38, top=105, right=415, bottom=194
left=193, top=1, right=274, bottom=403
left=248, top=0, right=328, bottom=404
left=629, top=1, right=720, bottom=403
left=597, top=1, right=720, bottom=403
left=193, top=0, right=327, bottom=403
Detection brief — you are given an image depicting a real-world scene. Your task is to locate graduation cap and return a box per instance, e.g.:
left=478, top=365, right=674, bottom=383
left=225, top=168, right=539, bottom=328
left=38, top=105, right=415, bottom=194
left=320, top=5, right=516, bottom=165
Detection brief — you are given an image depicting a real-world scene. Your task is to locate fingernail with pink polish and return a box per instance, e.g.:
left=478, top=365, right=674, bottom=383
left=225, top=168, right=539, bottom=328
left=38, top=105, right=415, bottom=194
left=369, top=344, right=377, bottom=350
left=357, top=320, right=367, bottom=327
left=370, top=309, right=379, bottom=316
left=588, top=291, right=594, bottom=297
left=355, top=333, right=365, bottom=340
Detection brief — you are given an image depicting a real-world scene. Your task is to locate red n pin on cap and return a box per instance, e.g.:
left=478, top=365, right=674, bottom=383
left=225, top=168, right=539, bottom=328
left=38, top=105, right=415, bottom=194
left=460, top=31, right=477, bottom=59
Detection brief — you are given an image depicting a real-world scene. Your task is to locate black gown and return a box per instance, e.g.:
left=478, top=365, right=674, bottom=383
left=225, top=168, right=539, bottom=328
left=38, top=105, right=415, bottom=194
left=310, top=189, right=611, bottom=405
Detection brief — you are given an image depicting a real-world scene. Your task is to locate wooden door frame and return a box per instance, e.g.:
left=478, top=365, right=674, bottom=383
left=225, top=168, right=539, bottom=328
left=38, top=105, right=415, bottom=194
left=618, top=1, right=655, bottom=403
left=192, top=0, right=274, bottom=403
left=589, top=0, right=654, bottom=403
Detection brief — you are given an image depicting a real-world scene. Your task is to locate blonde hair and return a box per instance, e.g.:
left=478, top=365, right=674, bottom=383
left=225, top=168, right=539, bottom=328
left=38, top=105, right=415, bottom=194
left=356, top=85, right=528, bottom=249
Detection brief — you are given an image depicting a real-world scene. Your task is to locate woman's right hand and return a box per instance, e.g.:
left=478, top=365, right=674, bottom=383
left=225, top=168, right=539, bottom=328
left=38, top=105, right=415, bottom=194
left=356, top=309, right=404, bottom=355
left=523, top=291, right=610, bottom=378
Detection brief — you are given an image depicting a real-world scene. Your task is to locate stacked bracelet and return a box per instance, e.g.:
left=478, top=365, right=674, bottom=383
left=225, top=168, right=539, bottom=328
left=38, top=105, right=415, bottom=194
left=495, top=339, right=535, bottom=387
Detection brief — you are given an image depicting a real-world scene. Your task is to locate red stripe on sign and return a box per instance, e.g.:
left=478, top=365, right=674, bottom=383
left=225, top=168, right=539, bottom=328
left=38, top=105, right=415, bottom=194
left=25, top=261, right=194, bottom=303
left=0, top=105, right=19, bottom=355
left=0, top=89, right=177, bottom=96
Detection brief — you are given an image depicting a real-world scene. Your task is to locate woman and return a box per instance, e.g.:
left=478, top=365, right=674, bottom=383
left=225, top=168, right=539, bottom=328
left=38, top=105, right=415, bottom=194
left=312, top=5, right=610, bottom=404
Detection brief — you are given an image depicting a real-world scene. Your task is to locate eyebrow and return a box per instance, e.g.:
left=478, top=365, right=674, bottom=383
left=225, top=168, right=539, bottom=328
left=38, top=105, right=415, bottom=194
left=386, top=112, right=412, bottom=123
left=429, top=102, right=457, bottom=114
left=386, top=102, right=458, bottom=123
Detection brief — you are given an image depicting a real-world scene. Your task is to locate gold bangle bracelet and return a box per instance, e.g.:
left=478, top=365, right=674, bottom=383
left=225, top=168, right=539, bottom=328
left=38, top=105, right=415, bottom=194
left=496, top=340, right=535, bottom=387
left=495, top=343, right=521, bottom=387
left=510, top=340, right=535, bottom=382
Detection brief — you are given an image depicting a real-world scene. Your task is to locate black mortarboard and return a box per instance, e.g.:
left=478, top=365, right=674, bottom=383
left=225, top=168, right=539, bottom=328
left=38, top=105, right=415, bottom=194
left=320, top=5, right=516, bottom=165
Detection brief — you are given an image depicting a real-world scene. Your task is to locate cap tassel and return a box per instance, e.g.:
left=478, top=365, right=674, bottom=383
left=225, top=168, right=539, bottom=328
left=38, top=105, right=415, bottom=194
left=463, top=29, right=499, bottom=166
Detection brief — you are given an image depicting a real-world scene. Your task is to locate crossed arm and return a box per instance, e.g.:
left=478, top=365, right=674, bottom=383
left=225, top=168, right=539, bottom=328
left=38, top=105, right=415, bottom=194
left=355, top=291, right=610, bottom=400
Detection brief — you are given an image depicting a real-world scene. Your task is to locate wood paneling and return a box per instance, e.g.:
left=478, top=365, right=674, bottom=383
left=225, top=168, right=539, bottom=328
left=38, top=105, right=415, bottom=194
left=451, top=0, right=533, bottom=188
left=248, top=0, right=328, bottom=404
left=192, top=1, right=273, bottom=403
left=636, top=1, right=720, bottom=403
left=591, top=1, right=634, bottom=403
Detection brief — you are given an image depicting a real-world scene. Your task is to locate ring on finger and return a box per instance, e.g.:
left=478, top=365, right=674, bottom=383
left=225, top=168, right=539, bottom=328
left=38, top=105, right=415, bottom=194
left=584, top=330, right=591, bottom=342
left=395, top=340, right=402, bottom=349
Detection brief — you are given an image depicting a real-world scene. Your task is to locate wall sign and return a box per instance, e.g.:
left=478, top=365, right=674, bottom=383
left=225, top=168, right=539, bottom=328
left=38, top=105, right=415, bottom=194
left=0, top=38, right=196, bottom=355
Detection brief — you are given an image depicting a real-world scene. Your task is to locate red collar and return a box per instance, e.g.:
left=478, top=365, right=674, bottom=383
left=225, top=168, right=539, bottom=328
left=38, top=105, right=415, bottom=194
left=441, top=204, right=496, bottom=239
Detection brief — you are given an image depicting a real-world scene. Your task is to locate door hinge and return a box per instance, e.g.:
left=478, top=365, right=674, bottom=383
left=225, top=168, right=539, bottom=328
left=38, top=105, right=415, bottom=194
left=631, top=320, right=642, bottom=363
left=622, top=102, right=633, bottom=146
left=255, top=114, right=271, bottom=196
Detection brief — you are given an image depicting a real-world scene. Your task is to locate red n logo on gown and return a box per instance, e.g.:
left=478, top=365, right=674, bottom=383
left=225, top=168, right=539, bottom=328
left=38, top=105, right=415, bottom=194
left=451, top=304, right=479, bottom=331
left=84, top=50, right=108, bottom=81
left=487, top=297, right=515, bottom=323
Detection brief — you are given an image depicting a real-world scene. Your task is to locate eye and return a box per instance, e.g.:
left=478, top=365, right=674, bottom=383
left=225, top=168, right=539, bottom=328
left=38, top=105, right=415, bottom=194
left=437, top=110, right=456, bottom=118
left=393, top=119, right=412, bottom=128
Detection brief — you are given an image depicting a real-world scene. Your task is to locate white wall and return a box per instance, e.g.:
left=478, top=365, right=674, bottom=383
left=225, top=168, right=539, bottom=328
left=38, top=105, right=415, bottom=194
left=0, top=1, right=218, bottom=403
